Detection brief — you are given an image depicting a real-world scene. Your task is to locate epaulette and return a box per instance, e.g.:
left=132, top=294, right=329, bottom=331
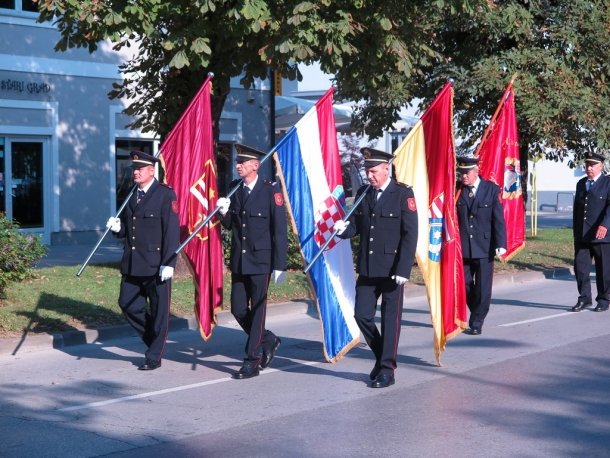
left=396, top=182, right=410, bottom=188
left=160, top=182, right=173, bottom=189
left=263, top=179, right=276, bottom=186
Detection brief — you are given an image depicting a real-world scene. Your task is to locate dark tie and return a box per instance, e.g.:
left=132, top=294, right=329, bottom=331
left=587, top=180, right=594, bottom=192
left=242, top=185, right=250, bottom=202
left=376, top=189, right=382, bottom=201
left=465, top=185, right=474, bottom=199
left=137, top=189, right=145, bottom=204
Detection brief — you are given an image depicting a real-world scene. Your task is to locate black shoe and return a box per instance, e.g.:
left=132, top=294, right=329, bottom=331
left=571, top=301, right=592, bottom=312
left=261, top=337, right=281, bottom=369
left=138, top=359, right=161, bottom=371
left=465, top=328, right=481, bottom=335
left=233, top=364, right=260, bottom=379
left=594, top=303, right=609, bottom=312
left=369, top=364, right=381, bottom=381
left=371, top=373, right=395, bottom=388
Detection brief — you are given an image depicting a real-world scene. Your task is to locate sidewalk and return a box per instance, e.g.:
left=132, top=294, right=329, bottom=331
left=7, top=242, right=569, bottom=356
left=36, top=241, right=124, bottom=268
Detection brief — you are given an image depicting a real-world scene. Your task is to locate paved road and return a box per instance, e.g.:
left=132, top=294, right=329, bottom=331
left=2, top=272, right=609, bottom=457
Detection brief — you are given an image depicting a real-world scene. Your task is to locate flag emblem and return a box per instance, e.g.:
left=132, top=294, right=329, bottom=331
left=274, top=192, right=284, bottom=206
left=314, top=189, right=346, bottom=251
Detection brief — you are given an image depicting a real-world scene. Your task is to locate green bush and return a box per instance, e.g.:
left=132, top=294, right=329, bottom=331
left=0, top=213, right=47, bottom=299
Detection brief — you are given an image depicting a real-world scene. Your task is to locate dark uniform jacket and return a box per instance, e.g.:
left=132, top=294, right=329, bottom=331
left=221, top=178, right=288, bottom=275
left=115, top=180, right=180, bottom=276
left=573, top=174, right=610, bottom=244
left=456, top=178, right=506, bottom=259
left=339, top=180, right=418, bottom=278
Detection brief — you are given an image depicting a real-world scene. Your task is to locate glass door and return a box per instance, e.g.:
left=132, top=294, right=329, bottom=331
left=1, top=137, right=45, bottom=229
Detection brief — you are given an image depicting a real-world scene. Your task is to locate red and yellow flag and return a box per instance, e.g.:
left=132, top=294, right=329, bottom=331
left=160, top=76, right=224, bottom=340
left=476, top=82, right=525, bottom=261
left=393, top=82, right=467, bottom=365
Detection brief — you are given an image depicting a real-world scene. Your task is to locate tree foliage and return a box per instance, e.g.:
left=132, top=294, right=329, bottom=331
left=422, top=0, right=610, bottom=165
left=38, top=0, right=610, bottom=164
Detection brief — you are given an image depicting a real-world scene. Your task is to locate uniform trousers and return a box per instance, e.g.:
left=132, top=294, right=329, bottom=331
left=354, top=276, right=404, bottom=376
left=230, top=273, right=276, bottom=364
left=463, top=257, right=494, bottom=330
left=118, top=275, right=171, bottom=363
left=574, top=242, right=610, bottom=306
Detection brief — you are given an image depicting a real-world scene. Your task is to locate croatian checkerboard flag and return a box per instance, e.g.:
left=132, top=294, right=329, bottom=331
left=274, top=88, right=360, bottom=362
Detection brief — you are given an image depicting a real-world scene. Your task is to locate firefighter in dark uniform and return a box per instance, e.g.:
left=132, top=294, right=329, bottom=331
left=334, top=148, right=418, bottom=388
left=456, top=156, right=506, bottom=335
left=106, top=151, right=180, bottom=370
left=572, top=150, right=610, bottom=313
left=216, top=144, right=288, bottom=379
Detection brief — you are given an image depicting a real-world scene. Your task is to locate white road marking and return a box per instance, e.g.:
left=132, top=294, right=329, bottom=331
left=56, top=360, right=321, bottom=412
left=498, top=312, right=574, bottom=327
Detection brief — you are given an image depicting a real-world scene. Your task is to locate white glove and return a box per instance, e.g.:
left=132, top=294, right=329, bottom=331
left=392, top=275, right=408, bottom=285
left=106, top=217, right=121, bottom=233
left=159, top=265, right=174, bottom=282
left=334, top=219, right=350, bottom=235
left=273, top=270, right=287, bottom=285
left=217, top=197, right=230, bottom=216
left=495, top=247, right=507, bottom=257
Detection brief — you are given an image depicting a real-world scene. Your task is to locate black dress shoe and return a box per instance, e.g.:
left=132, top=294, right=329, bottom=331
left=233, top=364, right=260, bottom=379
left=261, top=337, right=281, bottom=369
left=371, top=373, right=395, bottom=388
left=571, top=301, right=592, bottom=312
left=369, top=364, right=381, bottom=381
left=138, top=359, right=161, bottom=371
left=594, top=303, right=609, bottom=312
left=465, top=328, right=481, bottom=335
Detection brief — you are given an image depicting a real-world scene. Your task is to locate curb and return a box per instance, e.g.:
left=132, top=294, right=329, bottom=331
left=0, top=300, right=315, bottom=356
left=1, top=269, right=573, bottom=356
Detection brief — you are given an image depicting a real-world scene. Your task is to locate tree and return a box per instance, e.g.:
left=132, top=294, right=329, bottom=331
left=37, top=0, right=471, bottom=140
left=38, top=1, right=610, bottom=166
left=419, top=0, right=610, bottom=166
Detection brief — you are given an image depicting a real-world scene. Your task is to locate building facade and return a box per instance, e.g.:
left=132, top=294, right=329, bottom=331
left=1, top=4, right=274, bottom=245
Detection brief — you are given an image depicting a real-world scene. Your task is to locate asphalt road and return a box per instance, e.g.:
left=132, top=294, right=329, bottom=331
left=2, top=271, right=609, bottom=457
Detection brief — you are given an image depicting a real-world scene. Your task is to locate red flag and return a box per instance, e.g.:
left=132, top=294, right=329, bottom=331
left=476, top=83, right=525, bottom=261
left=160, top=76, right=224, bottom=340
left=393, top=83, right=467, bottom=365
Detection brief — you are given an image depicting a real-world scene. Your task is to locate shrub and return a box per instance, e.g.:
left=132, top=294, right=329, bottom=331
left=0, top=213, right=47, bottom=299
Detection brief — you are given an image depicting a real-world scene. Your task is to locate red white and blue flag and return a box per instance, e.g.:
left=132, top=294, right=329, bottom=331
left=274, top=88, right=360, bottom=362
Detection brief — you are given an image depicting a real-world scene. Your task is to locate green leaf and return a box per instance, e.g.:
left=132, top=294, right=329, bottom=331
left=168, top=50, right=189, bottom=69
left=190, top=37, right=211, bottom=55
left=379, top=17, right=392, bottom=31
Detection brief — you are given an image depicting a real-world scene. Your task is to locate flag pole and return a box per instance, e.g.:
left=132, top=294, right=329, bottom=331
left=172, top=145, right=278, bottom=257
left=76, top=156, right=159, bottom=277
left=304, top=155, right=398, bottom=273
left=474, top=74, right=517, bottom=157
left=303, top=183, right=371, bottom=274
left=76, top=73, right=215, bottom=277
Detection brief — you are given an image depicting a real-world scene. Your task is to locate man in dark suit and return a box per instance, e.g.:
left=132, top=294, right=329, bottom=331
left=216, top=144, right=288, bottom=379
left=106, top=151, right=180, bottom=370
left=572, top=150, right=610, bottom=313
left=334, top=148, right=418, bottom=388
left=456, top=156, right=506, bottom=335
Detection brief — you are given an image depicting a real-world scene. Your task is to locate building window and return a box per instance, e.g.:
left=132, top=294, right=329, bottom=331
left=0, top=0, right=38, bottom=13
left=115, top=139, right=154, bottom=209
